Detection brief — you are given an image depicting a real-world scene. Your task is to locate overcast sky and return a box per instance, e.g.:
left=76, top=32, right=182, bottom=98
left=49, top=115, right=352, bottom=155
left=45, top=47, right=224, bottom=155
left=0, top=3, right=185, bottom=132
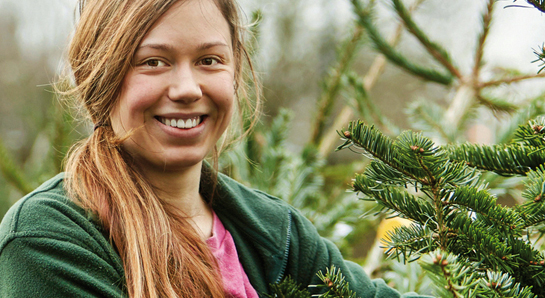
left=1, top=0, right=544, bottom=78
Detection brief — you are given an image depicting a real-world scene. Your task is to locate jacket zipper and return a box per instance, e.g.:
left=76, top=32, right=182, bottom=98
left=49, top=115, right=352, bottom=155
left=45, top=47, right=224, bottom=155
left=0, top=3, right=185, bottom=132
left=275, top=209, right=292, bottom=283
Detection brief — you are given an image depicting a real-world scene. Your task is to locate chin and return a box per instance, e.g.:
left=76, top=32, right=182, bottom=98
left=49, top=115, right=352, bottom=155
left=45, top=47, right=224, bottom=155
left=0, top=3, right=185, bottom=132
left=154, top=152, right=208, bottom=172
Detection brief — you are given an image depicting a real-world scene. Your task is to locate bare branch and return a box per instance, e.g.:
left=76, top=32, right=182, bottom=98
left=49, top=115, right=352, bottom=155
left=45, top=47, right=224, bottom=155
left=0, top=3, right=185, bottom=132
left=472, top=0, right=495, bottom=81
left=479, top=72, right=545, bottom=88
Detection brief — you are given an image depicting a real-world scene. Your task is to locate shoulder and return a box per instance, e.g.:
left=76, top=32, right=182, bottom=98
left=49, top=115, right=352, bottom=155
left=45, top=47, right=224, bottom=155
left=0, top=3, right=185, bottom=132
left=0, top=173, right=107, bottom=255
left=0, top=174, right=126, bottom=297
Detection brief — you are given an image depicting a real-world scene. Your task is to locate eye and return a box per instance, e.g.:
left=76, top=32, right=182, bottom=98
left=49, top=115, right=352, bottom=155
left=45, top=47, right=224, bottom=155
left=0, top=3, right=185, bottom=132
left=200, top=57, right=219, bottom=66
left=143, top=59, right=166, bottom=67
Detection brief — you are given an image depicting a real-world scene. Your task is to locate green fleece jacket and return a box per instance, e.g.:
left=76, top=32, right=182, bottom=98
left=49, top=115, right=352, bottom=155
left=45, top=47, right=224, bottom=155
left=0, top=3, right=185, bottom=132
left=0, top=173, right=430, bottom=297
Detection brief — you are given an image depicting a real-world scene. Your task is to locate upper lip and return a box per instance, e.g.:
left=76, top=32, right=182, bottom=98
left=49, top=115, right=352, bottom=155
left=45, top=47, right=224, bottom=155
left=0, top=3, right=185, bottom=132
left=156, top=112, right=207, bottom=119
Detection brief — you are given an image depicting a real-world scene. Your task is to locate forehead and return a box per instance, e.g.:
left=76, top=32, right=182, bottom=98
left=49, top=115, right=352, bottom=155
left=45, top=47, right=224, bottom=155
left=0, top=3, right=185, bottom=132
left=142, top=0, right=232, bottom=48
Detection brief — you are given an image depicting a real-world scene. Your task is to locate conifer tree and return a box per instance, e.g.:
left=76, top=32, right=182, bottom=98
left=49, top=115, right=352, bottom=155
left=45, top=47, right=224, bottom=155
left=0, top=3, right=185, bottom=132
left=333, top=117, right=545, bottom=296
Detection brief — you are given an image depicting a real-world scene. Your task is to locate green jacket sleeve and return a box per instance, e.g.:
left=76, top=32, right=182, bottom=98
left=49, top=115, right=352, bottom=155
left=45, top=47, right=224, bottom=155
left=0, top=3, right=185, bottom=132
left=287, top=206, right=432, bottom=298
left=0, top=192, right=126, bottom=298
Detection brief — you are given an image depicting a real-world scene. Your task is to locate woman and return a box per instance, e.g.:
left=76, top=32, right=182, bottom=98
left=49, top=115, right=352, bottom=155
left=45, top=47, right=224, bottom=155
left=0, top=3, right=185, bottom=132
left=0, top=0, right=429, bottom=297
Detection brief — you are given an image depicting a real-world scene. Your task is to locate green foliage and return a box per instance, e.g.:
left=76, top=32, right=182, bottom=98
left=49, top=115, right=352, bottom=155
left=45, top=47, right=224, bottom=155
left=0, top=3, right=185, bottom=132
left=337, top=119, right=545, bottom=296
left=419, top=252, right=481, bottom=298
left=383, top=256, right=432, bottom=294
left=265, top=276, right=312, bottom=298
left=2, top=1, right=545, bottom=296
left=268, top=266, right=360, bottom=298
left=351, top=0, right=454, bottom=85
left=311, top=266, right=360, bottom=298
left=532, top=45, right=545, bottom=73
left=220, top=109, right=363, bottom=240
left=0, top=137, right=34, bottom=195
left=0, top=96, right=80, bottom=209
left=419, top=251, right=537, bottom=298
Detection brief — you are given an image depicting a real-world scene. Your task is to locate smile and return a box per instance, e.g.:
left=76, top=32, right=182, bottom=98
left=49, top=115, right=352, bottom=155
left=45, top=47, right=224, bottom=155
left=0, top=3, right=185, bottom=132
left=158, top=116, right=202, bottom=129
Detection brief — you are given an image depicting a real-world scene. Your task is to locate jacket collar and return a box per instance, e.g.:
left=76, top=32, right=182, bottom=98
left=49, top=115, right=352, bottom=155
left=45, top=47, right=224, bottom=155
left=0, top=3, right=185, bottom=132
left=201, top=167, right=291, bottom=294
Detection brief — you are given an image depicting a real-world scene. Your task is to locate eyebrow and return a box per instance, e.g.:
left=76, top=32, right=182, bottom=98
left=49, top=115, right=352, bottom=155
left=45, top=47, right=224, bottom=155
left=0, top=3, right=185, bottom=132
left=196, top=41, right=230, bottom=51
left=137, top=41, right=230, bottom=52
left=137, top=43, right=175, bottom=52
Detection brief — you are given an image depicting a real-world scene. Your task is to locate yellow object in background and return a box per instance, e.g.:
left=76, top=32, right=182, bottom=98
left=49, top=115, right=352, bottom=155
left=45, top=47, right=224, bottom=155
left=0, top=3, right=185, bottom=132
left=363, top=217, right=413, bottom=275
left=376, top=217, right=413, bottom=248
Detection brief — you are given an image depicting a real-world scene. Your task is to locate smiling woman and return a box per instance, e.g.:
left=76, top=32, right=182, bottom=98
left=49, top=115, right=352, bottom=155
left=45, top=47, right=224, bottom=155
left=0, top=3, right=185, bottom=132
left=0, top=0, right=430, bottom=297
left=111, top=0, right=236, bottom=183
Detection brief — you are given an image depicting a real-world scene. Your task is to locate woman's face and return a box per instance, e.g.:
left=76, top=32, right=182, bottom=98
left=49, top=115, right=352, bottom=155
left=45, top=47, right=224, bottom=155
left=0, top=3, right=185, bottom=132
left=111, top=0, right=235, bottom=174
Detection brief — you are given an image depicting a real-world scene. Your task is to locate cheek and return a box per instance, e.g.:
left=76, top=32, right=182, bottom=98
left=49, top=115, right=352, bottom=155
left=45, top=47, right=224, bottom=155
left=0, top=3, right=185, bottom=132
left=218, top=87, right=236, bottom=125
left=212, top=76, right=236, bottom=112
left=121, top=77, right=158, bottom=111
left=111, top=77, right=156, bottom=134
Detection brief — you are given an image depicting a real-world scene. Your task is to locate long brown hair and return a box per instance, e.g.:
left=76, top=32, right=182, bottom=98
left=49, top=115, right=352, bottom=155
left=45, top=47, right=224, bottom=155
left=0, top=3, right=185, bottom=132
left=62, top=0, right=260, bottom=297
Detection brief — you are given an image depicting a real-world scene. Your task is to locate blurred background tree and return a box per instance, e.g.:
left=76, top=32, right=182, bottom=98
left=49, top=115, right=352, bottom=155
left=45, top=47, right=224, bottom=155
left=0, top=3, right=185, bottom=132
left=1, top=0, right=545, bottom=295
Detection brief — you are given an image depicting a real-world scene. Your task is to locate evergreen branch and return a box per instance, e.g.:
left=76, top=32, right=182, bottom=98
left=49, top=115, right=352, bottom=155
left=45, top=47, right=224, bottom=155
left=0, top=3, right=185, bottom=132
left=444, top=187, right=524, bottom=233
left=496, top=94, right=545, bottom=144
left=518, top=201, right=545, bottom=228
left=346, top=73, right=389, bottom=130
left=431, top=161, right=481, bottom=189
left=481, top=271, right=536, bottom=298
left=258, top=111, right=292, bottom=193
left=336, top=122, right=400, bottom=170
left=395, top=131, right=480, bottom=188
left=383, top=224, right=437, bottom=261
left=391, top=0, right=462, bottom=79
left=265, top=276, right=312, bottom=298
left=506, top=240, right=545, bottom=296
left=449, top=214, right=545, bottom=291
left=472, top=0, right=494, bottom=81
left=351, top=0, right=454, bottom=85
left=340, top=123, right=481, bottom=188
left=475, top=93, right=518, bottom=115
left=364, top=160, right=417, bottom=188
left=419, top=252, right=482, bottom=298
left=447, top=143, right=545, bottom=176
left=531, top=44, right=545, bottom=73
left=478, top=72, right=545, bottom=88
left=448, top=214, right=513, bottom=267
left=311, top=24, right=364, bottom=145
left=338, top=122, right=436, bottom=185
left=514, top=117, right=545, bottom=148
left=394, top=131, right=439, bottom=181
left=0, top=136, right=33, bottom=194
left=266, top=109, right=292, bottom=149
left=525, top=164, right=545, bottom=188
left=353, top=174, right=436, bottom=225
left=518, top=166, right=545, bottom=226
left=311, top=266, right=360, bottom=298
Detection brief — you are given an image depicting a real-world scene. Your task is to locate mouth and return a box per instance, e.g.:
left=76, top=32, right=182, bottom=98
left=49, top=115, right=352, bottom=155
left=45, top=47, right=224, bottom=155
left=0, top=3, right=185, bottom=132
left=156, top=116, right=204, bottom=129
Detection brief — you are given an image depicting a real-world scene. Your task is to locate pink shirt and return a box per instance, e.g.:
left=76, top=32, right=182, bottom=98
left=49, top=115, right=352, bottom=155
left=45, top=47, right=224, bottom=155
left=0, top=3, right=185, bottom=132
left=206, top=212, right=260, bottom=298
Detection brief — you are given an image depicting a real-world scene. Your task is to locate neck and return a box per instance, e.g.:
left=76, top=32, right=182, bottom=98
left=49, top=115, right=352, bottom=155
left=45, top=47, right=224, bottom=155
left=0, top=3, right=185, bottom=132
left=137, top=161, right=214, bottom=238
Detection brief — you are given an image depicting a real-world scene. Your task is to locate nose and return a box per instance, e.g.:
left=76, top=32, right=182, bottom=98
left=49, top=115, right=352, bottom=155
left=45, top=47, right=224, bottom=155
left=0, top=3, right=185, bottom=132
left=168, top=64, right=202, bottom=103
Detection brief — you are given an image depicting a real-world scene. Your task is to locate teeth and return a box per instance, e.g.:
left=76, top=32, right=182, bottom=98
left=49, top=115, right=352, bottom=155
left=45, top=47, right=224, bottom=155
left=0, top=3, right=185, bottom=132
left=161, top=116, right=201, bottom=129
